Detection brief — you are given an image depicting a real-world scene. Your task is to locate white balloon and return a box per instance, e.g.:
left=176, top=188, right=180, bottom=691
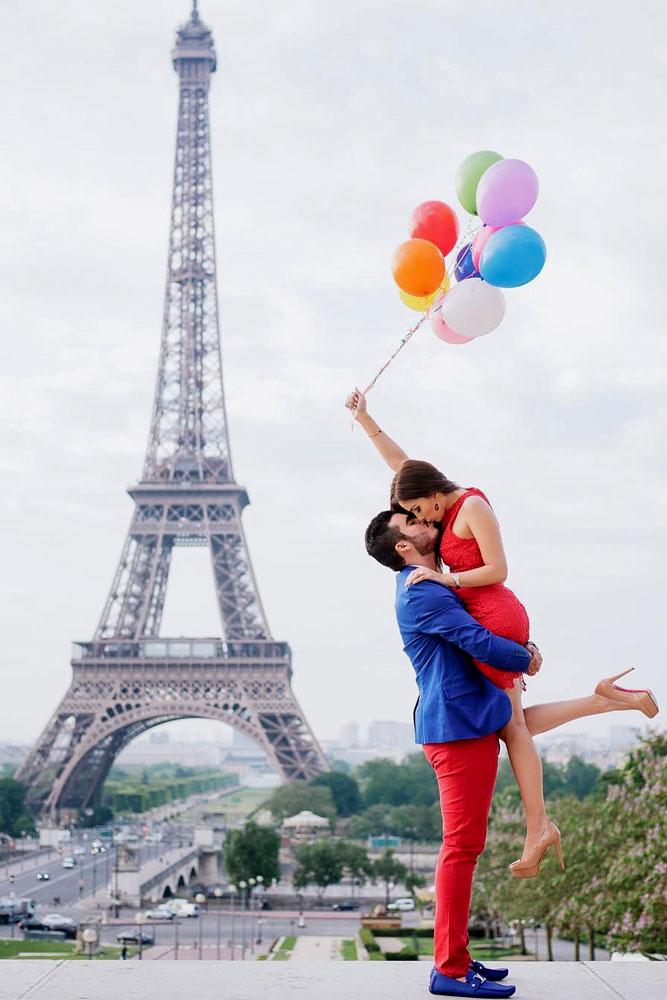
left=441, top=278, right=505, bottom=339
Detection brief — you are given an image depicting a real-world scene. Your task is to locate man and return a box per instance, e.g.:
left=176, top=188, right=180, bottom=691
left=365, top=510, right=540, bottom=999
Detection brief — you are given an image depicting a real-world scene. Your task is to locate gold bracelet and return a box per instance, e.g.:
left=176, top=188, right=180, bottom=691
left=367, top=428, right=382, bottom=439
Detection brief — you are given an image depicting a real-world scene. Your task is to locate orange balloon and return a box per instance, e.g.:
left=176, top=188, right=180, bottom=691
left=392, top=238, right=445, bottom=297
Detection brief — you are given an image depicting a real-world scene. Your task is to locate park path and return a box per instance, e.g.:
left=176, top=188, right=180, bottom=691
left=290, top=936, right=345, bottom=961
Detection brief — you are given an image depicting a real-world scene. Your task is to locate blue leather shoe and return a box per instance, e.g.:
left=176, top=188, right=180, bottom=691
left=429, top=966, right=516, bottom=998
left=470, top=960, right=509, bottom=982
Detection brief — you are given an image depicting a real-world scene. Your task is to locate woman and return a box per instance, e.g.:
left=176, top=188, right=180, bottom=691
left=346, top=387, right=659, bottom=877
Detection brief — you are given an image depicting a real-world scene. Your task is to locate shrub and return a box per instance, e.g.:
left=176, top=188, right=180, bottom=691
left=359, top=928, right=380, bottom=953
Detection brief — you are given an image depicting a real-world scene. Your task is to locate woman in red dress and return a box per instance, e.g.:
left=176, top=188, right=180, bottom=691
left=347, top=388, right=659, bottom=876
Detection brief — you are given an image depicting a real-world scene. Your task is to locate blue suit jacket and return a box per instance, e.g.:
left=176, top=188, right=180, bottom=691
left=395, top=567, right=532, bottom=744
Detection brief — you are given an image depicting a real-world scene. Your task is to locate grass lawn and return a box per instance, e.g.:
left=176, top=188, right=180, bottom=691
left=279, top=936, right=297, bottom=951
left=0, top=940, right=136, bottom=961
left=393, top=937, right=527, bottom=960
left=471, top=944, right=527, bottom=960
left=341, top=939, right=358, bottom=961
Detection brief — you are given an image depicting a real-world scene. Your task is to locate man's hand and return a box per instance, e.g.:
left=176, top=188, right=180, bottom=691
left=526, top=641, right=542, bottom=676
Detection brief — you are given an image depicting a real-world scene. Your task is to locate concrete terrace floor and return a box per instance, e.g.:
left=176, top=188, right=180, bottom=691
left=1, top=962, right=666, bottom=1000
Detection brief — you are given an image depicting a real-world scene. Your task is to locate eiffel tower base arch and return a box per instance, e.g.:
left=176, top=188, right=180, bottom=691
left=16, top=643, right=327, bottom=822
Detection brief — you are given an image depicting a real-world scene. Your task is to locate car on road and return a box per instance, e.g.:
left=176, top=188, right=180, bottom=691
left=0, top=898, right=35, bottom=924
left=36, top=872, right=50, bottom=881
left=165, top=899, right=201, bottom=918
left=331, top=900, right=359, bottom=911
left=144, top=905, right=174, bottom=920
left=21, top=916, right=78, bottom=940
left=42, top=913, right=77, bottom=928
left=387, top=897, right=416, bottom=912
left=62, top=857, right=76, bottom=869
left=116, top=929, right=155, bottom=946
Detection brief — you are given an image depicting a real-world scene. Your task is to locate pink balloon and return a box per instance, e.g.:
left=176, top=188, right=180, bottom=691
left=431, top=306, right=473, bottom=345
left=476, top=159, right=539, bottom=227
left=472, top=226, right=498, bottom=270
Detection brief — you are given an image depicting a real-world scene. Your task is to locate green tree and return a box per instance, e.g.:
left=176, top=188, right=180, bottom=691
left=311, top=772, right=362, bottom=817
left=373, top=849, right=408, bottom=905
left=293, top=839, right=346, bottom=901
left=0, top=780, right=35, bottom=837
left=224, top=821, right=280, bottom=907
left=267, top=781, right=336, bottom=822
left=404, top=871, right=427, bottom=894
left=562, top=756, right=601, bottom=799
left=338, top=841, right=373, bottom=889
left=387, top=803, right=441, bottom=841
left=359, top=760, right=411, bottom=807
left=401, top=753, right=439, bottom=805
left=346, top=804, right=392, bottom=840
left=593, top=732, right=667, bottom=954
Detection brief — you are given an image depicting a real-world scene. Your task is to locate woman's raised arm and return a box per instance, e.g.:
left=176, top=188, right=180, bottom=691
left=345, top=388, right=409, bottom=473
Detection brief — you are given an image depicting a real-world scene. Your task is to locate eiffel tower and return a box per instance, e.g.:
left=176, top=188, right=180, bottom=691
left=17, top=2, right=328, bottom=821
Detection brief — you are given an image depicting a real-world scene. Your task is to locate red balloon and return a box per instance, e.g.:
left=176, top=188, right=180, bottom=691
left=410, top=201, right=460, bottom=257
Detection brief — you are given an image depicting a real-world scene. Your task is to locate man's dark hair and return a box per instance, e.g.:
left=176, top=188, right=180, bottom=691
left=365, top=510, right=406, bottom=572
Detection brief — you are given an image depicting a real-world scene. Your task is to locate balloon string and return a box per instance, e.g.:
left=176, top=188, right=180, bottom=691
left=361, top=218, right=483, bottom=396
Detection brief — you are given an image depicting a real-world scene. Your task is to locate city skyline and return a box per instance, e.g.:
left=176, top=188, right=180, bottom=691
left=1, top=1, right=665, bottom=752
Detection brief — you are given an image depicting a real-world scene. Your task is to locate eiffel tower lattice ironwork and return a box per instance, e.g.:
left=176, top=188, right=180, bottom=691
left=17, top=2, right=328, bottom=820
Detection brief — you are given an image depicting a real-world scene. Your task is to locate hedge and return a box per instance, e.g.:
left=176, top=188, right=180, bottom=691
left=359, top=928, right=380, bottom=953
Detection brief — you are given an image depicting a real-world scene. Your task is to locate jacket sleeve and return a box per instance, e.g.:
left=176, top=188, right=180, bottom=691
left=406, top=580, right=531, bottom=673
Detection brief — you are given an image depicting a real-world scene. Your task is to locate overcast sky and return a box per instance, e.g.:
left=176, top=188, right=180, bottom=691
left=1, top=0, right=665, bottom=751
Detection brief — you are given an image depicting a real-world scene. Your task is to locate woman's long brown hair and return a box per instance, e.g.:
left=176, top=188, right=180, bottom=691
left=390, top=459, right=460, bottom=512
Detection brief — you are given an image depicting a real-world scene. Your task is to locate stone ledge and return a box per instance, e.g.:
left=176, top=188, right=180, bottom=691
left=0, top=960, right=665, bottom=1000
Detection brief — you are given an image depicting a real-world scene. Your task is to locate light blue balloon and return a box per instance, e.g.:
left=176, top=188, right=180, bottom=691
left=479, top=224, right=546, bottom=288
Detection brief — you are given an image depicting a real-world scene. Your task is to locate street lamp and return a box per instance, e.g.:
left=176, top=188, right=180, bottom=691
left=238, top=881, right=247, bottom=959
left=255, top=876, right=264, bottom=946
left=195, top=893, right=206, bottom=960
left=214, top=887, right=223, bottom=960
left=228, top=884, right=237, bottom=961
left=248, top=879, right=256, bottom=954
left=82, top=926, right=98, bottom=961
left=135, top=911, right=147, bottom=961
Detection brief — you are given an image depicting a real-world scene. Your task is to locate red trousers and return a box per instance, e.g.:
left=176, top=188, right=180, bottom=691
left=423, top=733, right=500, bottom=978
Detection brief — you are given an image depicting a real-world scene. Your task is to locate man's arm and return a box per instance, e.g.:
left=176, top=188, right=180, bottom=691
left=406, top=580, right=531, bottom=672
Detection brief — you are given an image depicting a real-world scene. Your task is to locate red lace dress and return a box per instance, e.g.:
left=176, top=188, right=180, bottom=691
left=440, top=488, right=530, bottom=690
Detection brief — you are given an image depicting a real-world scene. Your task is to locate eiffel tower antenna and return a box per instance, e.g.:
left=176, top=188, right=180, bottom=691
left=17, top=4, right=327, bottom=820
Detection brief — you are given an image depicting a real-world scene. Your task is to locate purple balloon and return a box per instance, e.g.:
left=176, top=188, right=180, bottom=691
left=454, top=243, right=479, bottom=282
left=476, top=159, right=539, bottom=228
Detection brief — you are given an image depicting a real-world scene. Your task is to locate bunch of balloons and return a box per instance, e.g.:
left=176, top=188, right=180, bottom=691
left=390, top=151, right=546, bottom=346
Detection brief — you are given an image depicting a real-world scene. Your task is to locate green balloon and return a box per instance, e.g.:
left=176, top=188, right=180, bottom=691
left=456, top=150, right=503, bottom=215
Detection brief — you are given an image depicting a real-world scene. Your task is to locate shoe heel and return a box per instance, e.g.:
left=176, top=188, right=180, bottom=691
left=555, top=838, right=565, bottom=871
left=610, top=667, right=635, bottom=683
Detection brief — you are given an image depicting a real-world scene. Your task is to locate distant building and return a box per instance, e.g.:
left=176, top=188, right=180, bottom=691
left=534, top=727, right=641, bottom=770
left=339, top=722, right=360, bottom=747
left=609, top=725, right=641, bottom=750
left=117, top=739, right=224, bottom=769
left=367, top=720, right=414, bottom=750
left=148, top=730, right=169, bottom=744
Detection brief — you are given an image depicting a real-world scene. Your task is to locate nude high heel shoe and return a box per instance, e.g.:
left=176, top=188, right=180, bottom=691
left=508, top=822, right=565, bottom=879
left=595, top=668, right=659, bottom=719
